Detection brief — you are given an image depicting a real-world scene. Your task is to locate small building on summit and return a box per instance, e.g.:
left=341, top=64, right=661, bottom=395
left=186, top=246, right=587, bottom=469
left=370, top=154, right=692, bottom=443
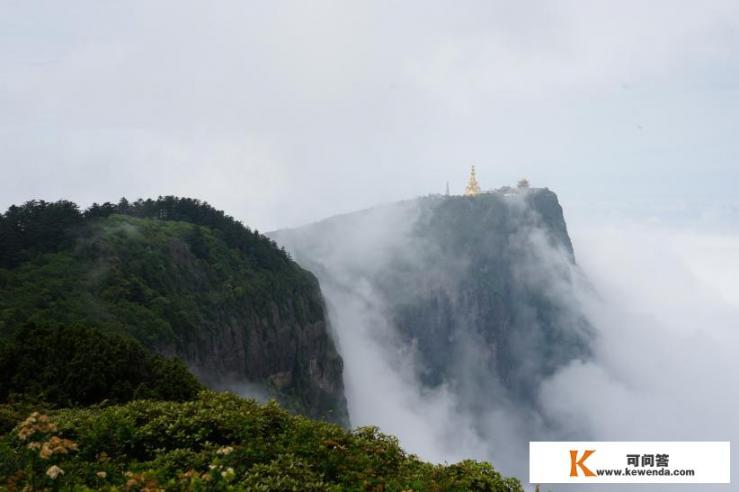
left=464, top=165, right=481, bottom=196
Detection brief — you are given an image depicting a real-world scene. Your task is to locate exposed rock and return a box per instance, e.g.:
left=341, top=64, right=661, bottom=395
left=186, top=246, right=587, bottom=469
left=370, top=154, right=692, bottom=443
left=272, top=188, right=591, bottom=419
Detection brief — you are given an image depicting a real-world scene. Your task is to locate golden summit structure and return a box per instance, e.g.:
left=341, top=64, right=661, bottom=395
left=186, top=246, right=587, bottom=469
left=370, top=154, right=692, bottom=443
left=464, top=165, right=481, bottom=196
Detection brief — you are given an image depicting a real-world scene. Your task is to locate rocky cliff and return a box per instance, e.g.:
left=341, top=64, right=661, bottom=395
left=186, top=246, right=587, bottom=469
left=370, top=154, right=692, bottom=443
left=271, top=188, right=591, bottom=422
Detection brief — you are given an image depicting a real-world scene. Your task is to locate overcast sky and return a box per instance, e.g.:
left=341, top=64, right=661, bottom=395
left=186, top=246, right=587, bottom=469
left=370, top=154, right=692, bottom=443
left=2, top=1, right=738, bottom=230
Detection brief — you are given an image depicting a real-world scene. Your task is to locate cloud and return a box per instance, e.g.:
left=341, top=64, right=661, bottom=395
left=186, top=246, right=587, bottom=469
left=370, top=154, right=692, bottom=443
left=276, top=200, right=739, bottom=491
left=273, top=194, right=596, bottom=482
left=537, top=223, right=739, bottom=490
left=2, top=1, right=739, bottom=229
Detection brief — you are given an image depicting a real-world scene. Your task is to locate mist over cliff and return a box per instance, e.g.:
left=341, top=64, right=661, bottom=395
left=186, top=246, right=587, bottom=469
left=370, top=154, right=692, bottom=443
left=539, top=222, right=739, bottom=492
left=273, top=191, right=739, bottom=489
left=271, top=188, right=593, bottom=472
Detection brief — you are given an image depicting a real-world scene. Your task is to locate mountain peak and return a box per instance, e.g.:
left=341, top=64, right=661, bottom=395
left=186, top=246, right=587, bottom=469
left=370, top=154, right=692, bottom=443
left=272, top=188, right=590, bottom=425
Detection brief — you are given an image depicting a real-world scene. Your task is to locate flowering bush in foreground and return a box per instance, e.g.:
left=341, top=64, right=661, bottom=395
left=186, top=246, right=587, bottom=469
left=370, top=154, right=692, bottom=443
left=0, top=391, right=522, bottom=491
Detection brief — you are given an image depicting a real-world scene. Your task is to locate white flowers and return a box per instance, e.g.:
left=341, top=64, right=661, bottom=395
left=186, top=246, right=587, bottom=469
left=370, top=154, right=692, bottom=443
left=17, top=412, right=78, bottom=461
left=17, top=412, right=57, bottom=441
left=39, top=436, right=78, bottom=459
left=46, top=465, right=64, bottom=480
left=216, top=446, right=234, bottom=456
left=221, top=467, right=235, bottom=480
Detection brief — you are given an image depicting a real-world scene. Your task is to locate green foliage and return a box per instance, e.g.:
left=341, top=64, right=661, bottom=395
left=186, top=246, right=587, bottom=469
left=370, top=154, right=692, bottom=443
left=0, top=197, right=340, bottom=421
left=84, top=195, right=293, bottom=272
left=0, top=199, right=323, bottom=346
left=0, top=392, right=523, bottom=491
left=0, top=324, right=202, bottom=407
left=0, top=200, right=83, bottom=269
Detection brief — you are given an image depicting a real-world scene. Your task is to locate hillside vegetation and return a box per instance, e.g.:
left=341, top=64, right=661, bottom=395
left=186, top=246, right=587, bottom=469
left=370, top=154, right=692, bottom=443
left=0, top=324, right=202, bottom=411
left=0, top=197, right=347, bottom=423
left=0, top=392, right=522, bottom=491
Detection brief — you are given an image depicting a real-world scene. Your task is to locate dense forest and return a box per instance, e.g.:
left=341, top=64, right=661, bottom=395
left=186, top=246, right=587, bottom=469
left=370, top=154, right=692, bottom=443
left=0, top=324, right=202, bottom=411
left=0, top=197, right=292, bottom=271
left=0, top=196, right=347, bottom=424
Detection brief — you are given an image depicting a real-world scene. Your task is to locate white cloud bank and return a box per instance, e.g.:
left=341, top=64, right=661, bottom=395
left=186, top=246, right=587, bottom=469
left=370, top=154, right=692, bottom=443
left=537, top=224, right=739, bottom=490
left=313, top=215, right=739, bottom=491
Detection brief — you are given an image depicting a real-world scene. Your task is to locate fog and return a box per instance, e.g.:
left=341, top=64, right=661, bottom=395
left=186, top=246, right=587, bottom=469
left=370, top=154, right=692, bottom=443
left=275, top=204, right=739, bottom=491
left=545, top=223, right=739, bottom=446
left=2, top=1, right=739, bottom=230
left=537, top=223, right=739, bottom=490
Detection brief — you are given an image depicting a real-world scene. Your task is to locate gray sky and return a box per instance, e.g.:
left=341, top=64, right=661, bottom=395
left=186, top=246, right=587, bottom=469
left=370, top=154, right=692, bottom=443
left=2, top=1, right=739, bottom=230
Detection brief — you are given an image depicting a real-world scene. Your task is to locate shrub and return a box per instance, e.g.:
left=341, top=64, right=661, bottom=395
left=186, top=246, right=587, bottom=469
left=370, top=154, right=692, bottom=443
left=0, top=392, right=524, bottom=491
left=0, top=324, right=202, bottom=407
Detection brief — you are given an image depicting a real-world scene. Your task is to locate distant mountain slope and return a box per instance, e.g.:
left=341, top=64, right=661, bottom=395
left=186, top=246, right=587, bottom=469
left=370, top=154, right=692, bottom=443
left=271, top=188, right=591, bottom=428
left=0, top=197, right=347, bottom=424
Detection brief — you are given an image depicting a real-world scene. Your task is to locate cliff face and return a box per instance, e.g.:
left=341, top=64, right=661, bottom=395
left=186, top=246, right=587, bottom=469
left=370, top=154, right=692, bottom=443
left=271, top=189, right=591, bottom=418
left=0, top=198, right=347, bottom=425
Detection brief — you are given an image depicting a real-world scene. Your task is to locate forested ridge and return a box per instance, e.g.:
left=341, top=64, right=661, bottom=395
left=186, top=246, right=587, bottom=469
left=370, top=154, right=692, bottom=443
left=0, top=196, right=292, bottom=271
left=0, top=196, right=347, bottom=423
